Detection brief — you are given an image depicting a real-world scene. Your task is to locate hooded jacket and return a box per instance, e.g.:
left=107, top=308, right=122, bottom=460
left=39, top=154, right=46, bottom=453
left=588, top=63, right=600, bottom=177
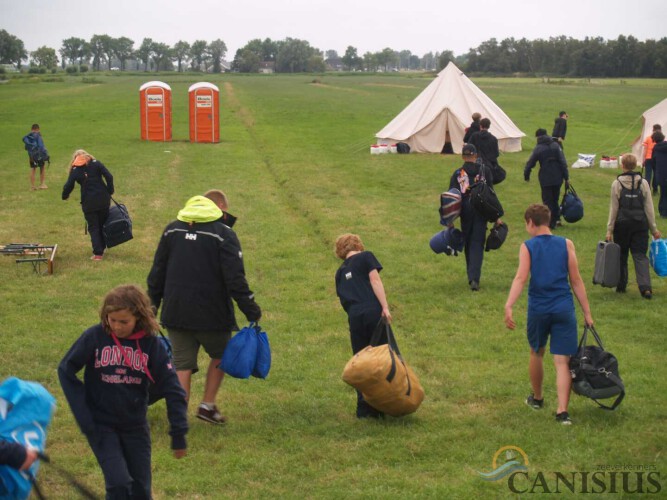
left=524, top=135, right=568, bottom=187
left=607, top=172, right=658, bottom=234
left=147, top=196, right=261, bottom=332
left=58, top=323, right=188, bottom=450
left=61, top=159, right=114, bottom=212
left=468, top=129, right=499, bottom=165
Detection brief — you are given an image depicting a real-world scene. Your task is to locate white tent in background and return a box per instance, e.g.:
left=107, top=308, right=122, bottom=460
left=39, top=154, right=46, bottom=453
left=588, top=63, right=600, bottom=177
left=631, top=98, right=667, bottom=160
left=375, top=62, right=525, bottom=154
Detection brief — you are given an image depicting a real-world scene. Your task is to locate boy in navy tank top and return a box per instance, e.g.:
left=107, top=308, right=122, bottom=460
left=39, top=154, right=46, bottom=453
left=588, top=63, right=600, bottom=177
left=504, top=204, right=593, bottom=425
left=335, top=234, right=392, bottom=418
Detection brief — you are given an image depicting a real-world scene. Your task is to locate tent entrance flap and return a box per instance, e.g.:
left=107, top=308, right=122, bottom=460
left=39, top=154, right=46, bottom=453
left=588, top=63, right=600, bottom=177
left=407, top=109, right=465, bottom=154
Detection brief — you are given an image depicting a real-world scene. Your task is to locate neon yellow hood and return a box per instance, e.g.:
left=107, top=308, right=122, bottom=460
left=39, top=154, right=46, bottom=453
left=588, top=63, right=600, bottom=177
left=177, top=196, right=222, bottom=223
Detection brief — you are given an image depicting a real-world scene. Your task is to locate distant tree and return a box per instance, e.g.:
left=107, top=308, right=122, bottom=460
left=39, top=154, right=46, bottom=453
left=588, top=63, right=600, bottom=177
left=30, top=46, right=58, bottom=69
left=409, top=54, right=420, bottom=70
left=233, top=48, right=261, bottom=72
left=0, top=29, right=28, bottom=68
left=342, top=46, right=362, bottom=70
left=325, top=49, right=338, bottom=60
left=136, top=38, right=154, bottom=71
left=421, top=51, right=435, bottom=71
left=190, top=40, right=208, bottom=71
left=60, top=37, right=86, bottom=66
left=89, top=35, right=107, bottom=71
left=398, top=49, right=411, bottom=69
left=307, top=54, right=326, bottom=72
left=173, top=40, right=190, bottom=72
left=113, top=37, right=134, bottom=70
left=97, top=35, right=114, bottom=70
left=151, top=42, right=172, bottom=71
left=275, top=38, right=322, bottom=73
left=261, top=38, right=278, bottom=61
left=208, top=39, right=227, bottom=73
left=363, top=52, right=378, bottom=72
left=437, top=50, right=455, bottom=70
left=376, top=47, right=397, bottom=72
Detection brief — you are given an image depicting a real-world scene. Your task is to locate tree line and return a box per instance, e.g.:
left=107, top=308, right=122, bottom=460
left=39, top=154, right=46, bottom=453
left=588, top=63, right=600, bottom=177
left=1, top=29, right=666, bottom=77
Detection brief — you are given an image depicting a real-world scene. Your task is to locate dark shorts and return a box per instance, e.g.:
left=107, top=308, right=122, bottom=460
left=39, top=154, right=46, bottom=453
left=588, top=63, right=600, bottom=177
left=526, top=310, right=578, bottom=355
left=29, top=157, right=44, bottom=169
left=167, top=328, right=231, bottom=372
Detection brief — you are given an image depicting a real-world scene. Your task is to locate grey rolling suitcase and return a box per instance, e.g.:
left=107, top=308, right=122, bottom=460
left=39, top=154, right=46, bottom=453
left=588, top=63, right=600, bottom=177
left=593, top=241, right=620, bottom=287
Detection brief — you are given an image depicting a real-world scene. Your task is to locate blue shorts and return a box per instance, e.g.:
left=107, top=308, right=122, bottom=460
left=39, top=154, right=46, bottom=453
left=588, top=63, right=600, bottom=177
left=526, top=310, right=578, bottom=355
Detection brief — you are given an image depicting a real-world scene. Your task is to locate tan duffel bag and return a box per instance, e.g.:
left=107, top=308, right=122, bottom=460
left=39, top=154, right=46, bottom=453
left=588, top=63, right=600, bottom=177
left=342, top=321, right=424, bottom=416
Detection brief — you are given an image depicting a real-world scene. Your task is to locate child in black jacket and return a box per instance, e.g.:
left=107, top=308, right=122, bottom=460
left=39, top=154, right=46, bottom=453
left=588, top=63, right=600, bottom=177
left=59, top=285, right=187, bottom=499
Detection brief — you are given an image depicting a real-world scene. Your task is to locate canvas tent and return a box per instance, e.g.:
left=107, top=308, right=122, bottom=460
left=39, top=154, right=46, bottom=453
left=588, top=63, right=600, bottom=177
left=631, top=98, right=667, bottom=160
left=376, top=62, right=525, bottom=154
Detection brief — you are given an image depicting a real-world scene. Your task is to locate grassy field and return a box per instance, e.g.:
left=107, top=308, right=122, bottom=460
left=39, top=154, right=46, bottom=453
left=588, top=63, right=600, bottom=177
left=1, top=72, right=666, bottom=498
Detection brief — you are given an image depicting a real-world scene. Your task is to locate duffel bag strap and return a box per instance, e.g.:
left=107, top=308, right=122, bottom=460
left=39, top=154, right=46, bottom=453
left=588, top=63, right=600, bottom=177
left=370, top=320, right=402, bottom=356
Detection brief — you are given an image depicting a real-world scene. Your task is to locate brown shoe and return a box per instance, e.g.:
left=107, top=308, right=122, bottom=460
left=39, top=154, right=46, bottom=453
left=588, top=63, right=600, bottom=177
left=196, top=404, right=227, bottom=424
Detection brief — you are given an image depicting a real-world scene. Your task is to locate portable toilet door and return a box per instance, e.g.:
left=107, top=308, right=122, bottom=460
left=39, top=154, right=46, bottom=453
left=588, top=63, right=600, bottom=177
left=139, top=81, right=172, bottom=141
left=189, top=82, right=220, bottom=143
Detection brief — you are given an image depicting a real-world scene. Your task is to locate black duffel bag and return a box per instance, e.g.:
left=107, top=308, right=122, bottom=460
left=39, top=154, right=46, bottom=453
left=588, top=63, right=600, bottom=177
left=470, top=173, right=504, bottom=222
left=569, top=325, right=625, bottom=410
left=103, top=197, right=133, bottom=248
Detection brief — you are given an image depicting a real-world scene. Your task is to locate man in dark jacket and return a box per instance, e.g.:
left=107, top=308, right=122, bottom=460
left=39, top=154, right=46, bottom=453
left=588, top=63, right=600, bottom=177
left=449, top=144, right=498, bottom=291
left=524, top=129, right=569, bottom=229
left=552, top=111, right=568, bottom=150
left=468, top=117, right=501, bottom=173
left=147, top=192, right=261, bottom=424
left=652, top=131, right=667, bottom=217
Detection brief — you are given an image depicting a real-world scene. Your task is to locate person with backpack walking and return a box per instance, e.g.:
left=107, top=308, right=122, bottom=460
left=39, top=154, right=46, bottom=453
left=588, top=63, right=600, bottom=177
left=504, top=204, right=594, bottom=425
left=22, top=123, right=49, bottom=191
left=605, top=154, right=661, bottom=299
left=449, top=144, right=499, bottom=291
left=524, top=128, right=569, bottom=229
left=61, top=149, right=114, bottom=260
left=58, top=284, right=188, bottom=499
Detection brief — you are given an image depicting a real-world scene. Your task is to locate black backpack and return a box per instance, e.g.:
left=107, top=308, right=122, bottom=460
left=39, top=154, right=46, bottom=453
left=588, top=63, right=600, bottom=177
left=469, top=164, right=504, bottom=222
left=569, top=325, right=625, bottom=410
left=396, top=142, right=411, bottom=154
left=616, top=173, right=646, bottom=223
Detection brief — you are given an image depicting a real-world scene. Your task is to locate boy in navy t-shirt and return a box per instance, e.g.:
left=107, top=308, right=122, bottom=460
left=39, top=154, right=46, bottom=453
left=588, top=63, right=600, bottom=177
left=504, top=204, right=593, bottom=425
left=335, top=234, right=392, bottom=418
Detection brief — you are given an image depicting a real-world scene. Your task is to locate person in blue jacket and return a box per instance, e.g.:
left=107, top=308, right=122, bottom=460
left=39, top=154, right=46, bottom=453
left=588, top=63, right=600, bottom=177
left=59, top=284, right=188, bottom=499
left=22, top=123, right=49, bottom=190
left=62, top=149, right=114, bottom=260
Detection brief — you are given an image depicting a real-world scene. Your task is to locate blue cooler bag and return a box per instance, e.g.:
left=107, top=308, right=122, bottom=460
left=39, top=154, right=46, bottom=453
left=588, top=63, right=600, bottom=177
left=649, top=238, right=667, bottom=277
left=220, top=323, right=259, bottom=379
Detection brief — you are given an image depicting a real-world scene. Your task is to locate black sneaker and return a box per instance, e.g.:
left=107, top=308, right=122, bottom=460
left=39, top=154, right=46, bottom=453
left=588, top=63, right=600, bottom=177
left=642, top=290, right=653, bottom=300
left=470, top=280, right=480, bottom=291
left=196, top=404, right=227, bottom=424
left=525, top=394, right=544, bottom=410
left=556, top=412, right=573, bottom=425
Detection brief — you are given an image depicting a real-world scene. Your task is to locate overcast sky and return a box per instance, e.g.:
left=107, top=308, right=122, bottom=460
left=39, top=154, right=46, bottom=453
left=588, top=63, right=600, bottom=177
left=2, top=0, right=664, bottom=59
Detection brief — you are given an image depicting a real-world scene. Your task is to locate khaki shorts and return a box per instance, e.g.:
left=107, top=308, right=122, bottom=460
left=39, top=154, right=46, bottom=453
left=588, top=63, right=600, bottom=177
left=167, top=328, right=231, bottom=373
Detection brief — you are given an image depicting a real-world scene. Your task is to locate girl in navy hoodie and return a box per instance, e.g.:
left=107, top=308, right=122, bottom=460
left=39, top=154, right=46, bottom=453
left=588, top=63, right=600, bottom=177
left=59, top=285, right=188, bottom=499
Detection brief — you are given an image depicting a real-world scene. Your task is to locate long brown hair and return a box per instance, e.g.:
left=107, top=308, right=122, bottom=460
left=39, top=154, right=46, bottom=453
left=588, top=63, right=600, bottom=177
left=99, top=285, right=159, bottom=336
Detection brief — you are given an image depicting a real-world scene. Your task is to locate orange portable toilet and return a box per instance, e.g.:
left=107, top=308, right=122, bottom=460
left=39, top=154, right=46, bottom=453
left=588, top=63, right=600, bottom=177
left=139, top=81, right=172, bottom=141
left=189, top=82, right=220, bottom=143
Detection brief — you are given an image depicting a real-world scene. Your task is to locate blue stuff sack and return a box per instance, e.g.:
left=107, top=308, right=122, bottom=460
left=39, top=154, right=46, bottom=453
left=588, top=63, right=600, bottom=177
left=0, top=378, right=56, bottom=500
left=560, top=183, right=584, bottom=223
left=220, top=324, right=259, bottom=379
left=252, top=327, right=271, bottom=379
left=649, top=238, right=667, bottom=277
